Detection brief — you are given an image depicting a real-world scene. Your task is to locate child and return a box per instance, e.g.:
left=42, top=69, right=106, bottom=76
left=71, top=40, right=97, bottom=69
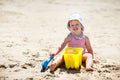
left=50, top=13, right=95, bottom=71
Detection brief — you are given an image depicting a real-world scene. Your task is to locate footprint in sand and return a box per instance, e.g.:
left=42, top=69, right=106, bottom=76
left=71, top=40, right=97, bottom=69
left=26, top=77, right=33, bottom=80
left=100, top=64, right=120, bottom=73
left=8, top=64, right=17, bottom=68
left=0, top=65, right=7, bottom=69
left=101, top=64, right=116, bottom=68
left=22, top=49, right=30, bottom=55
left=97, top=64, right=120, bottom=73
left=21, top=63, right=35, bottom=69
left=102, top=64, right=120, bottom=70
left=0, top=77, right=8, bottom=80
left=111, top=66, right=120, bottom=70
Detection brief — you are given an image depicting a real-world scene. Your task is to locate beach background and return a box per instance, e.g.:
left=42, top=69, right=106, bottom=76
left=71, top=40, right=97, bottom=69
left=0, top=0, right=120, bottom=80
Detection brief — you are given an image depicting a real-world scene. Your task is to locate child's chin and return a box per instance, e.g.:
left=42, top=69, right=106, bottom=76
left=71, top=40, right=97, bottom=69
left=72, top=31, right=81, bottom=35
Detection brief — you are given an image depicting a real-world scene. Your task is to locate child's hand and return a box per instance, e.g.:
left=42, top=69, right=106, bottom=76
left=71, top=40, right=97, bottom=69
left=93, top=59, right=99, bottom=63
left=50, top=52, right=56, bottom=57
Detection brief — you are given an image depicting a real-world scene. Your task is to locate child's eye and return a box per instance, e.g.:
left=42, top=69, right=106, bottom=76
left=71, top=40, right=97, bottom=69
left=76, top=24, right=79, bottom=26
left=71, top=24, right=80, bottom=27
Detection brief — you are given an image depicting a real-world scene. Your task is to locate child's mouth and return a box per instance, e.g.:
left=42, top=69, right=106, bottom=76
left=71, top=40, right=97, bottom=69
left=73, top=27, right=78, bottom=31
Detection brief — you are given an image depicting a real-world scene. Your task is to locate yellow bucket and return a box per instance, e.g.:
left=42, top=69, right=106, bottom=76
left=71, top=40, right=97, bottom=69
left=63, top=47, right=83, bottom=69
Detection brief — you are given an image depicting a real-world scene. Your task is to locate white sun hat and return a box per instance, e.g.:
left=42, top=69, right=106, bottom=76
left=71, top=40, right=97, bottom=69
left=67, top=13, right=84, bottom=31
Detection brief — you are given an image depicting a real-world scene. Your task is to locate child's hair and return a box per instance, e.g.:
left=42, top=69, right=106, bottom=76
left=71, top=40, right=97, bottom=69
left=67, top=13, right=84, bottom=31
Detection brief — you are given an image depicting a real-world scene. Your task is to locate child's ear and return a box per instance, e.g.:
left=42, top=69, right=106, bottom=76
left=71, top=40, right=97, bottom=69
left=81, top=25, right=84, bottom=31
left=81, top=27, right=83, bottom=31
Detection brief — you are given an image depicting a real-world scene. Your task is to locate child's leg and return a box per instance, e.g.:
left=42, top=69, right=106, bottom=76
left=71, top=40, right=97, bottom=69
left=50, top=55, right=64, bottom=71
left=82, top=53, right=93, bottom=71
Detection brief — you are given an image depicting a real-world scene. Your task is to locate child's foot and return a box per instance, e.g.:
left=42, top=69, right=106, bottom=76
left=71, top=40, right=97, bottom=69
left=86, top=67, right=94, bottom=71
left=50, top=63, right=56, bottom=72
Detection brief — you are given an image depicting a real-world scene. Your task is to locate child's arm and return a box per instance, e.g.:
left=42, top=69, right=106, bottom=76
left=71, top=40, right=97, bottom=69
left=51, top=36, right=70, bottom=56
left=55, top=38, right=68, bottom=55
left=85, top=36, right=94, bottom=59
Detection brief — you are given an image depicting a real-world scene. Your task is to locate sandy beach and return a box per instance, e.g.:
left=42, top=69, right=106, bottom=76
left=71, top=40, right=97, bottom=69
left=0, top=0, right=120, bottom=80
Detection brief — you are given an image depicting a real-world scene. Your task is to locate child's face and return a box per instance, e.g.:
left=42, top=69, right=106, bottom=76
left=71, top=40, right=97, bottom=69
left=69, top=20, right=82, bottom=35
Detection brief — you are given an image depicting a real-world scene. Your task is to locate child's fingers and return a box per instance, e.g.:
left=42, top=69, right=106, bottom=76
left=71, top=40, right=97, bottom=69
left=50, top=53, right=56, bottom=56
left=93, top=59, right=99, bottom=63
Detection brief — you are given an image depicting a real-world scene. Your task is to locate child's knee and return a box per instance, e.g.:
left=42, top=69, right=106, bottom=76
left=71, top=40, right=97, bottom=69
left=86, top=53, right=92, bottom=58
left=55, top=55, right=64, bottom=63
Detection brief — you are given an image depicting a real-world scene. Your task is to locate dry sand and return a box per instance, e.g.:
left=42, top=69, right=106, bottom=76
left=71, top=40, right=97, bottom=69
left=0, top=0, right=120, bottom=80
